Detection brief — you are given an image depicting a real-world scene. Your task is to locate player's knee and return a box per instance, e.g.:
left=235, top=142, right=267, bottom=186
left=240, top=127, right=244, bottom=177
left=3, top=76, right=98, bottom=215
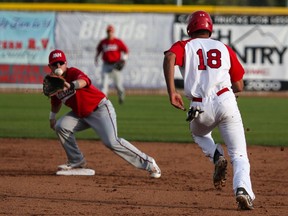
left=54, top=121, right=69, bottom=134
left=54, top=122, right=61, bottom=133
left=102, top=137, right=121, bottom=150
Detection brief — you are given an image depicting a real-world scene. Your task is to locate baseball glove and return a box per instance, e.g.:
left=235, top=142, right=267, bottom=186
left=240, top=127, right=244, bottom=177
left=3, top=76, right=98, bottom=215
left=113, top=60, right=125, bottom=71
left=43, top=74, right=65, bottom=97
left=186, top=106, right=204, bottom=122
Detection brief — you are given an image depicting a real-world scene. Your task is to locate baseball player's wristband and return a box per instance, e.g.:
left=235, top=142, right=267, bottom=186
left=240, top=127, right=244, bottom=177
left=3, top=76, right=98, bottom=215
left=69, top=82, right=75, bottom=90
left=69, top=80, right=80, bottom=90
left=49, top=111, right=56, bottom=120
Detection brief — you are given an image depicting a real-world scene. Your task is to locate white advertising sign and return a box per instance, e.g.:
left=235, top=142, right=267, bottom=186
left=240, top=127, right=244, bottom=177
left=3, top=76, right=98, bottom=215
left=55, top=12, right=174, bottom=89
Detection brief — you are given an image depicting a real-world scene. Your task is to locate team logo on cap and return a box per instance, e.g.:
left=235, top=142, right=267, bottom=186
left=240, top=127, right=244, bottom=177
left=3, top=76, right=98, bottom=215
left=52, top=53, right=62, bottom=58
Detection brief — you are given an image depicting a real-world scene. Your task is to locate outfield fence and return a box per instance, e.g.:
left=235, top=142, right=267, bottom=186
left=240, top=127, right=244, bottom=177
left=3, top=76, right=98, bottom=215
left=1, top=4, right=288, bottom=92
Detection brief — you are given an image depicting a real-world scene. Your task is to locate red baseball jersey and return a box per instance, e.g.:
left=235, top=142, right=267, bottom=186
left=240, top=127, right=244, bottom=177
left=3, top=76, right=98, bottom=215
left=97, top=38, right=128, bottom=63
left=51, top=67, right=106, bottom=118
left=166, top=38, right=244, bottom=99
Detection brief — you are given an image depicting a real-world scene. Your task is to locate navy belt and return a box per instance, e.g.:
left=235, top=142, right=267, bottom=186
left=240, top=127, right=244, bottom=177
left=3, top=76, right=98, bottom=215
left=192, top=88, right=229, bottom=102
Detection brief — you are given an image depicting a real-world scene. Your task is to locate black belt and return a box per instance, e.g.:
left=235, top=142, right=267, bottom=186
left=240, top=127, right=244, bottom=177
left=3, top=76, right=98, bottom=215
left=93, top=106, right=98, bottom=112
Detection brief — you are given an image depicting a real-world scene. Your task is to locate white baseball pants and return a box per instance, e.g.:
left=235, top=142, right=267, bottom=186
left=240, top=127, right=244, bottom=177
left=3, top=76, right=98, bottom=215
left=189, top=90, right=255, bottom=200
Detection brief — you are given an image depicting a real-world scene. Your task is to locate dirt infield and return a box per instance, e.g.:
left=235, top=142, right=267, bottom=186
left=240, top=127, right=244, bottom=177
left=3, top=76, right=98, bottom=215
left=0, top=138, right=287, bottom=216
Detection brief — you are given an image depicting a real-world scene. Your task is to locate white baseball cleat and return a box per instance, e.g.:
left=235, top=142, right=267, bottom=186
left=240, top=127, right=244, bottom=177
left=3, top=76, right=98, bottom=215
left=149, top=159, right=161, bottom=178
left=58, top=159, right=87, bottom=170
left=56, top=168, right=95, bottom=176
left=58, top=164, right=72, bottom=170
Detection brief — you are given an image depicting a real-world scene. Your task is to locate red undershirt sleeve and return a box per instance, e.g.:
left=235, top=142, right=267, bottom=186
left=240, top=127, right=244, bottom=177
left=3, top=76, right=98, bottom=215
left=164, top=41, right=187, bottom=67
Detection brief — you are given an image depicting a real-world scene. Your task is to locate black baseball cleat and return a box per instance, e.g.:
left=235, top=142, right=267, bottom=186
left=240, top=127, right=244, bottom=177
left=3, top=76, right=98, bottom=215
left=236, top=187, right=254, bottom=210
left=213, top=155, right=227, bottom=189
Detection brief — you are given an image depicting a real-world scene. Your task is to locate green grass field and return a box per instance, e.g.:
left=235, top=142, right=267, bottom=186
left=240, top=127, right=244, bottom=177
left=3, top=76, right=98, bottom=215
left=0, top=92, right=287, bottom=147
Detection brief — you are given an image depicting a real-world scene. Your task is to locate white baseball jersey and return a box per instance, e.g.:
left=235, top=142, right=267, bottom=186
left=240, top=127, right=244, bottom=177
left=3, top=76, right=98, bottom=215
left=168, top=38, right=244, bottom=100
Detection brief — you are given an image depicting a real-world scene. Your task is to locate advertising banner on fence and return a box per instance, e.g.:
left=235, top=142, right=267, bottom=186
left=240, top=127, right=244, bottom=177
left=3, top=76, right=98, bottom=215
left=0, top=12, right=55, bottom=86
left=1, top=11, right=288, bottom=91
left=55, top=12, right=174, bottom=89
left=56, top=13, right=288, bottom=91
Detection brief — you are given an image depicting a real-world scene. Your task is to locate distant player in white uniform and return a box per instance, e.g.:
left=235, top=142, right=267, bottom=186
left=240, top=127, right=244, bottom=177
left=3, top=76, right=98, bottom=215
left=163, top=11, right=255, bottom=210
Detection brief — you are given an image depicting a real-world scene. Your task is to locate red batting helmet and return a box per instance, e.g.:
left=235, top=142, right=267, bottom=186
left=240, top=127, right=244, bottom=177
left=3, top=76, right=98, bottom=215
left=186, top=11, right=213, bottom=37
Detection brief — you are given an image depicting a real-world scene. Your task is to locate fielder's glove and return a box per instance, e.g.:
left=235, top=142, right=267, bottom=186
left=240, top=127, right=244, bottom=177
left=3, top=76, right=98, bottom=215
left=113, top=60, right=125, bottom=71
left=42, top=74, right=65, bottom=97
left=186, top=106, right=204, bottom=122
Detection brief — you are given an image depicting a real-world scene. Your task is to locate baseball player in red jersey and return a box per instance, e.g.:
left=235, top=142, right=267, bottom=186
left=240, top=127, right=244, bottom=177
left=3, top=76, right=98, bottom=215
left=95, top=25, right=128, bottom=104
left=47, top=49, right=161, bottom=178
left=163, top=11, right=255, bottom=210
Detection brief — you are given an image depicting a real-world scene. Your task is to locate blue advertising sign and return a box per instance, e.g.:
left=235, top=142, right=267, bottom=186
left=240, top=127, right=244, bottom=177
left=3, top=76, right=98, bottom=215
left=0, top=11, right=55, bottom=65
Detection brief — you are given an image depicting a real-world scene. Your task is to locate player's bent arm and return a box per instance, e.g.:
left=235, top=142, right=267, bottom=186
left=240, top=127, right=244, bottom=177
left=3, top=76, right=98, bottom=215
left=65, top=79, right=87, bottom=90
left=49, top=103, right=62, bottom=130
left=163, top=52, right=177, bottom=95
left=163, top=52, right=186, bottom=111
left=95, top=51, right=101, bottom=65
left=231, top=79, right=244, bottom=93
left=50, top=103, right=62, bottom=118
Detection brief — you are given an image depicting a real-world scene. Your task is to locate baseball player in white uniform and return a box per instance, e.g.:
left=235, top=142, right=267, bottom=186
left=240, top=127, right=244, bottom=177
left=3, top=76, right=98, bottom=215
left=163, top=11, right=255, bottom=210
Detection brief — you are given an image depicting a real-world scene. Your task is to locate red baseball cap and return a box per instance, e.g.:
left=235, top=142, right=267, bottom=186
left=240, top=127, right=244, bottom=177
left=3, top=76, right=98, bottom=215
left=49, top=49, right=66, bottom=65
left=106, top=25, right=114, bottom=32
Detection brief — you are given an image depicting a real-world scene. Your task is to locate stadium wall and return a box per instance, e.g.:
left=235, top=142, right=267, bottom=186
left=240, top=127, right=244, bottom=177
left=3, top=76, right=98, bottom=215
left=1, top=4, right=288, bottom=91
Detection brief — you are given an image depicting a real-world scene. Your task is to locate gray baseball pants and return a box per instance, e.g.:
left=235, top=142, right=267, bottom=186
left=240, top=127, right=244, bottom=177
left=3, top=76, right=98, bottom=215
left=54, top=98, right=153, bottom=170
left=101, top=63, right=124, bottom=97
